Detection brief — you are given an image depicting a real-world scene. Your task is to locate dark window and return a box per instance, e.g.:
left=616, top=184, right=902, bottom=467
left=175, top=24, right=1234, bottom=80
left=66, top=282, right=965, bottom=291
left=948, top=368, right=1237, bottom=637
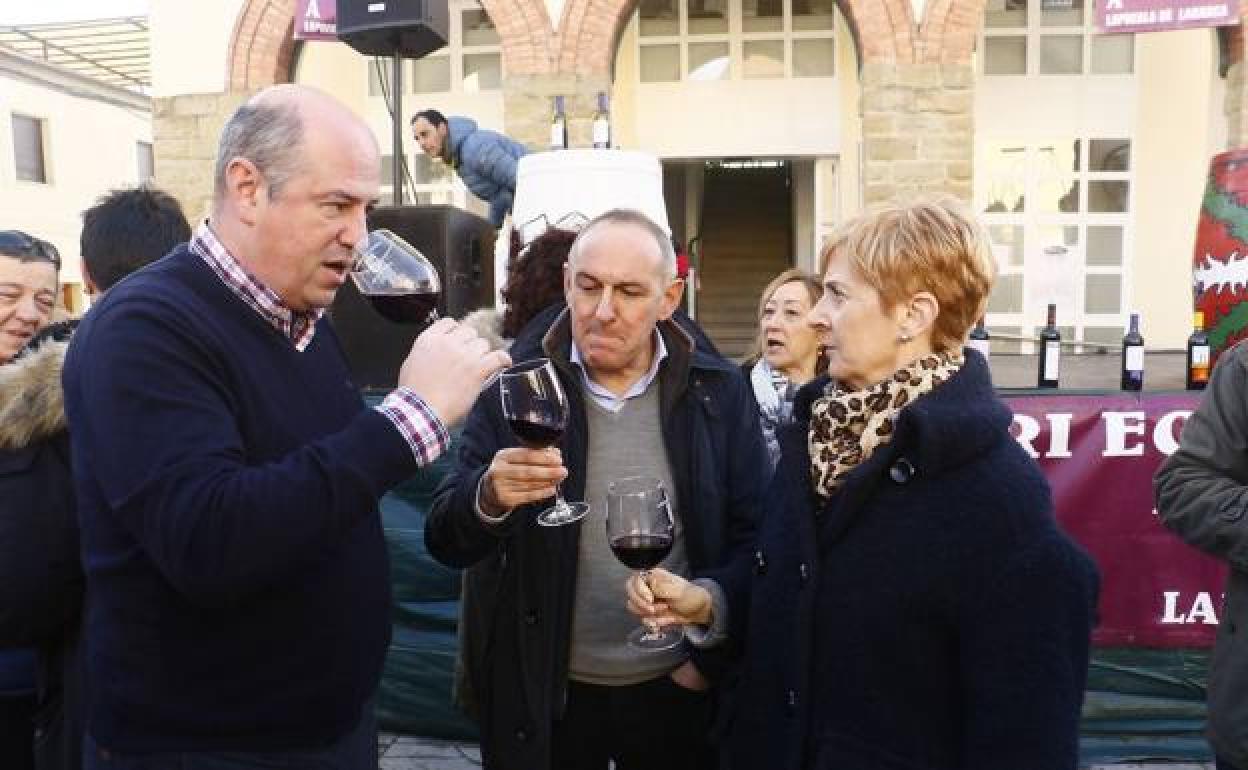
left=137, top=141, right=154, bottom=182
left=12, top=114, right=47, bottom=183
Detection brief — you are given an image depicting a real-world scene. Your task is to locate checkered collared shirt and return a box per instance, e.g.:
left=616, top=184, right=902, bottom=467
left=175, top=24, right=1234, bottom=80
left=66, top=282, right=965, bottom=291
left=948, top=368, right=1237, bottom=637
left=190, top=221, right=449, bottom=466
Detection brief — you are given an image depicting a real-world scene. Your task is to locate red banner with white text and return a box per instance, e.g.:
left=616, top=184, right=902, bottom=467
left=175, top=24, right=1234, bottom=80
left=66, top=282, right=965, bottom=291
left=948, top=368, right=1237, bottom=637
left=1003, top=393, right=1225, bottom=648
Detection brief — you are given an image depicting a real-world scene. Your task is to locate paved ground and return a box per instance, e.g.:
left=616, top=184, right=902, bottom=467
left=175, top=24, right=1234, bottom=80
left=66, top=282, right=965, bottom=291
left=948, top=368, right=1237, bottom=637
left=377, top=733, right=1216, bottom=769
left=378, top=733, right=481, bottom=770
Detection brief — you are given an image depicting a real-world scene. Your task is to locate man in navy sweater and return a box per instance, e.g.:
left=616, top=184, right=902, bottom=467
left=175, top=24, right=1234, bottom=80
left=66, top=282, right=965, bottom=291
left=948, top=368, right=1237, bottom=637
left=63, top=84, right=509, bottom=769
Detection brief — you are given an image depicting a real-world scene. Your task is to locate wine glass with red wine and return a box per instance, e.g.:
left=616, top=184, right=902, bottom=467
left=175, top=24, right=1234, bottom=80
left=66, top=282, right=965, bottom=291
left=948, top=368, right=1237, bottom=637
left=351, top=229, right=442, bottom=326
left=499, top=358, right=590, bottom=527
left=606, top=475, right=683, bottom=651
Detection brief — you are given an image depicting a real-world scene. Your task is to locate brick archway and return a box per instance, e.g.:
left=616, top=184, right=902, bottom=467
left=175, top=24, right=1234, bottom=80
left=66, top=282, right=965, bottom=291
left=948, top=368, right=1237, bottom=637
left=227, top=0, right=298, bottom=90
left=548, top=0, right=917, bottom=73
left=917, top=0, right=986, bottom=63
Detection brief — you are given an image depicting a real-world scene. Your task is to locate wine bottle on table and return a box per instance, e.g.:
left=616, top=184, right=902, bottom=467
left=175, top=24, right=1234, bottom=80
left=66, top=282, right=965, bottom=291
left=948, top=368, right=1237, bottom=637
left=1187, top=310, right=1211, bottom=391
left=1120, top=312, right=1144, bottom=391
left=550, top=95, right=568, bottom=150
left=967, top=317, right=991, bottom=361
left=1037, top=303, right=1060, bottom=389
left=592, top=92, right=611, bottom=149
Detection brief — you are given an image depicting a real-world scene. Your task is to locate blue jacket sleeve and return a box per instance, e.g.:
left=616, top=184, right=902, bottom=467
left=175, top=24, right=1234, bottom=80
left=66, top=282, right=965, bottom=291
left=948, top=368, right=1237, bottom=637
left=67, top=301, right=422, bottom=608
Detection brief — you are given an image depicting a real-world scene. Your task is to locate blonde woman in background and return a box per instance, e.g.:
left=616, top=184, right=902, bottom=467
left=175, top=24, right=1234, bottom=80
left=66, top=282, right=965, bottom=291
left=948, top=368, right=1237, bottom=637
left=742, top=269, right=824, bottom=467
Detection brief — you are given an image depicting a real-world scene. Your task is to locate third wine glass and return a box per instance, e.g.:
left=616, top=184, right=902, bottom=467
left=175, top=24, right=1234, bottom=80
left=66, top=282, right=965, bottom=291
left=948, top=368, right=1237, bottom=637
left=606, top=475, right=683, bottom=651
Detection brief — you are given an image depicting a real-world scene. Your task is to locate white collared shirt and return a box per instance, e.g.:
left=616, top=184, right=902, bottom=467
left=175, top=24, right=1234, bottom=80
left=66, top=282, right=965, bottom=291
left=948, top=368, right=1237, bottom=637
left=569, top=328, right=668, bottom=413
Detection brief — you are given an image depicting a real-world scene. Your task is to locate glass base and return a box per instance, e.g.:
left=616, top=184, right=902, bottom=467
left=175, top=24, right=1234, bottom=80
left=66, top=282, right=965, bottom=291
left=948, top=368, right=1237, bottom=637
left=627, top=625, right=684, bottom=651
left=537, top=500, right=590, bottom=527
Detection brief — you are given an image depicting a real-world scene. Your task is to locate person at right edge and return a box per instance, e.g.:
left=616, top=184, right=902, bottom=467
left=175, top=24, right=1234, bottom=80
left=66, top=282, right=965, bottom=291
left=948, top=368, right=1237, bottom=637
left=426, top=208, right=766, bottom=770
left=629, top=195, right=1100, bottom=770
left=1155, top=342, right=1248, bottom=770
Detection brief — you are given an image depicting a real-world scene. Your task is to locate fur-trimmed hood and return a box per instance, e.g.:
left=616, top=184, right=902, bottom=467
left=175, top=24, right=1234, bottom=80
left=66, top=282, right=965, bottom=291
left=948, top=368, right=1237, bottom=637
left=0, top=337, right=69, bottom=450
left=460, top=307, right=508, bottom=352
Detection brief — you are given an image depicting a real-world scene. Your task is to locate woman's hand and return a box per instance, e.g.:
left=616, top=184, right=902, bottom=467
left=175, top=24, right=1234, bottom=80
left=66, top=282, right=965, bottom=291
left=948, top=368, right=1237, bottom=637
left=626, top=568, right=713, bottom=628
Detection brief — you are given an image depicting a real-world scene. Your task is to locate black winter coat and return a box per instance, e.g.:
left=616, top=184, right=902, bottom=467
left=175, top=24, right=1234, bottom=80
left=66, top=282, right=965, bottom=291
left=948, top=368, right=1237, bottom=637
left=719, top=350, right=1099, bottom=770
left=0, top=328, right=84, bottom=770
left=425, top=309, right=766, bottom=770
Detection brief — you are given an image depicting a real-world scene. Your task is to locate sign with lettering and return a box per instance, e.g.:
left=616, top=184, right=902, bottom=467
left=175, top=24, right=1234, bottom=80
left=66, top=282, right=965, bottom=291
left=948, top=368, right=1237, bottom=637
left=1004, top=392, right=1224, bottom=647
left=1097, top=0, right=1238, bottom=34
left=294, top=0, right=338, bottom=41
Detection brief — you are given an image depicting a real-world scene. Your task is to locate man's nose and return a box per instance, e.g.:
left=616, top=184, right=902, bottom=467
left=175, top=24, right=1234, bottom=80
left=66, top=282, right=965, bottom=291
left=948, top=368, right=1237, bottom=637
left=14, top=294, right=46, bottom=324
left=593, top=288, right=615, bottom=321
left=342, top=208, right=368, bottom=250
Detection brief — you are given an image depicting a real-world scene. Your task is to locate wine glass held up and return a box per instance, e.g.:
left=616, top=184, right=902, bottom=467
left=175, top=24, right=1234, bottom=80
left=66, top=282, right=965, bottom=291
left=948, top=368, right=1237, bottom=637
left=607, top=475, right=684, bottom=651
left=499, top=358, right=590, bottom=527
left=351, top=229, right=442, bottom=327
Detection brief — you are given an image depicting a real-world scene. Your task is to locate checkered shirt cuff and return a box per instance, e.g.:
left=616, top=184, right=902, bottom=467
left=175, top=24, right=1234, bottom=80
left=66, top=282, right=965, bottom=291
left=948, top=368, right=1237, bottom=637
left=375, top=388, right=450, bottom=467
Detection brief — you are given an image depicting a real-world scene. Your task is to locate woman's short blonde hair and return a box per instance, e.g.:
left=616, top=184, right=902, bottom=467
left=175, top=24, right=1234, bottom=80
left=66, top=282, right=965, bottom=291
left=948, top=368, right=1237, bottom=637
left=818, top=195, right=997, bottom=352
left=745, top=268, right=823, bottom=364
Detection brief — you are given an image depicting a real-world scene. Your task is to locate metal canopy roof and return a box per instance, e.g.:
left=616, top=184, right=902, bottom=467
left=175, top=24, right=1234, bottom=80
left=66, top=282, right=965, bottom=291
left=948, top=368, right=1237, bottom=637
left=0, top=17, right=149, bottom=92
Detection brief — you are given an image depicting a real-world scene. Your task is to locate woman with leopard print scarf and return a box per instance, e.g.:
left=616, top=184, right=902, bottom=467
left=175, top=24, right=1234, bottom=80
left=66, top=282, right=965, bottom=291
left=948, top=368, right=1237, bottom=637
left=627, top=196, right=1100, bottom=770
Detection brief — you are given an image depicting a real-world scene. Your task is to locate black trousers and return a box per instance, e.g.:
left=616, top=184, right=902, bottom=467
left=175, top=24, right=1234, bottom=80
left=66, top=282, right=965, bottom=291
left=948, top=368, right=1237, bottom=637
left=0, top=693, right=36, bottom=770
left=551, top=676, right=714, bottom=770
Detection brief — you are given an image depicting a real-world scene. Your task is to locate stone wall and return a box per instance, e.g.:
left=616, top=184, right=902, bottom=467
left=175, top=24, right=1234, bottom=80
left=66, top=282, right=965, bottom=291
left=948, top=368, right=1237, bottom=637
left=152, top=91, right=253, bottom=223
left=859, top=61, right=974, bottom=205
left=1228, top=61, right=1246, bottom=150
left=502, top=73, right=612, bottom=150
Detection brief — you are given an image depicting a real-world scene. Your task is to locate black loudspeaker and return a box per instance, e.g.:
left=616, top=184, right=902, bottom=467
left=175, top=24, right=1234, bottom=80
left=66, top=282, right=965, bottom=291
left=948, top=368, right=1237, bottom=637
left=336, top=0, right=449, bottom=58
left=329, top=204, right=496, bottom=389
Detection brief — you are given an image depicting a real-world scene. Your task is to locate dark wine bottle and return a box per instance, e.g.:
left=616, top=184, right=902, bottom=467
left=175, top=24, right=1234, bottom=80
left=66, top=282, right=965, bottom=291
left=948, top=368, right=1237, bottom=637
left=592, top=92, right=611, bottom=149
left=1187, top=310, right=1211, bottom=390
left=550, top=95, right=568, bottom=150
left=1037, top=303, right=1060, bottom=389
left=968, top=317, right=991, bottom=361
left=1120, top=312, right=1144, bottom=391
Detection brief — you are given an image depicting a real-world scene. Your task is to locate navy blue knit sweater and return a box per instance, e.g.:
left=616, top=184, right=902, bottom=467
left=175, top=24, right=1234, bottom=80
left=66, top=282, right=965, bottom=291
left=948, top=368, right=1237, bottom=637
left=63, top=246, right=420, bottom=753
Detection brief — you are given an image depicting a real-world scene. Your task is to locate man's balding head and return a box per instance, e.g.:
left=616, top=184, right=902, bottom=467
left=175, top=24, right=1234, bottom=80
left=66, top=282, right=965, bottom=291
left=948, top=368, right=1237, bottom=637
left=209, top=85, right=381, bottom=312
left=213, top=85, right=377, bottom=208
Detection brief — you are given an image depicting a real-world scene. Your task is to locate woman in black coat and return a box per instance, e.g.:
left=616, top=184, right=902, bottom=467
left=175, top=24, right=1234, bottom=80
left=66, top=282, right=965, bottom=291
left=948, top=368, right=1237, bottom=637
left=629, top=196, right=1100, bottom=770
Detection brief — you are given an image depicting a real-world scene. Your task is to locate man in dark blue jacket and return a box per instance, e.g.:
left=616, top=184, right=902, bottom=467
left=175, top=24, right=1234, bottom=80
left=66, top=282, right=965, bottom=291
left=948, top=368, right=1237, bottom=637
left=426, top=208, right=766, bottom=770
left=411, top=109, right=526, bottom=228
left=63, top=85, right=509, bottom=770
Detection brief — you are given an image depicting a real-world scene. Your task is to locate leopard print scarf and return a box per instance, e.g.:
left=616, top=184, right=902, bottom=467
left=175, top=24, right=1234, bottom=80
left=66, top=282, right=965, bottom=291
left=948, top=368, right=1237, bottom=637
left=809, top=351, right=963, bottom=499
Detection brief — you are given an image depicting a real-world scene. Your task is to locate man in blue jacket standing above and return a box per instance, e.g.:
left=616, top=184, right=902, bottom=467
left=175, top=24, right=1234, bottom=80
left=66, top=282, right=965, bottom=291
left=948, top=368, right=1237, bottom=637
left=63, top=84, right=510, bottom=770
left=411, top=109, right=527, bottom=228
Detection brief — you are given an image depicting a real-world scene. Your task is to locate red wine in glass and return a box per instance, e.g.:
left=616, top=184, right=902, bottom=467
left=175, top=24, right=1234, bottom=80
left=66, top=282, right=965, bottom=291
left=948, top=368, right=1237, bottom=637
left=367, top=291, right=440, bottom=325
left=498, top=358, right=590, bottom=526
left=351, top=230, right=441, bottom=329
left=606, top=476, right=683, bottom=651
left=609, top=533, right=673, bottom=571
left=506, top=416, right=564, bottom=449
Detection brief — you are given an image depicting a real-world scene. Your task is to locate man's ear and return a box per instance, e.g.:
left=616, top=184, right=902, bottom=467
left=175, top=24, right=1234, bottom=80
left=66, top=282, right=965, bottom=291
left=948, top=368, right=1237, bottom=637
left=80, top=259, right=100, bottom=296
left=225, top=157, right=264, bottom=226
left=658, top=277, right=685, bottom=321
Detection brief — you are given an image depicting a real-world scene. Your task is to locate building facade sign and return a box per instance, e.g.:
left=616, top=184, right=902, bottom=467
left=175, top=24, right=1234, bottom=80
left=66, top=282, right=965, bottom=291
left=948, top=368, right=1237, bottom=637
left=1097, top=0, right=1238, bottom=34
left=294, top=0, right=338, bottom=41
